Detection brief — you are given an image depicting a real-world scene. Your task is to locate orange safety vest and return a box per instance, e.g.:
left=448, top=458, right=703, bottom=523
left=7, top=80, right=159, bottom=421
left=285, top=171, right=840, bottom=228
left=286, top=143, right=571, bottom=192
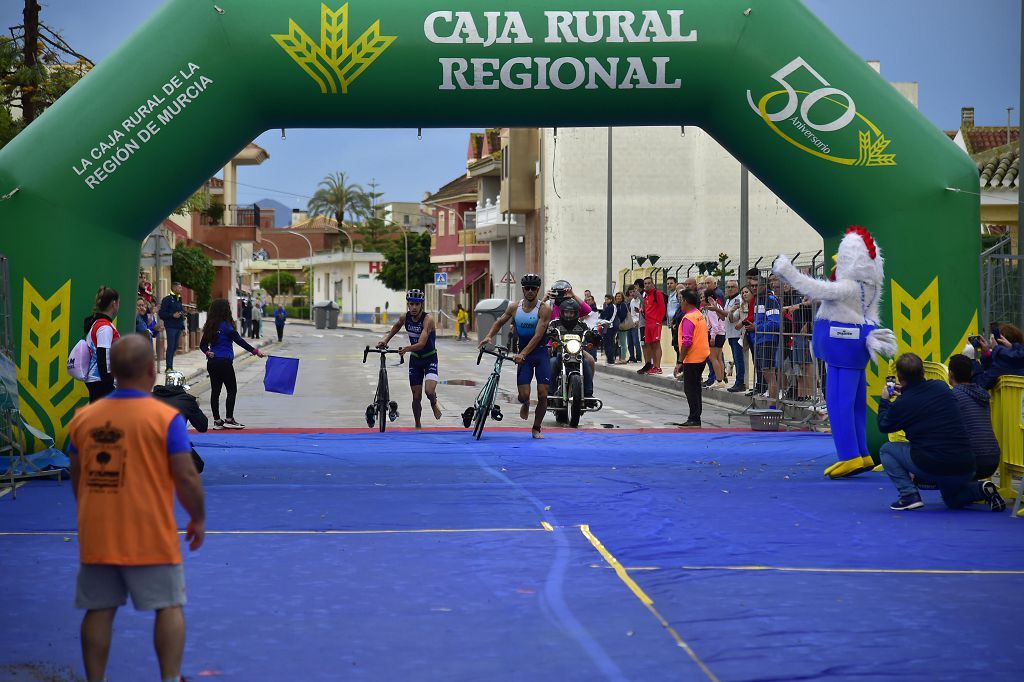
left=68, top=395, right=184, bottom=565
left=679, top=308, right=710, bottom=364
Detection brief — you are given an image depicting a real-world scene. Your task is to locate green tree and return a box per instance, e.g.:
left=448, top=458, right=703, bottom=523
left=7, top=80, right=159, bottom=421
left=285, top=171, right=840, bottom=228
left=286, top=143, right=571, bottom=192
left=308, top=171, right=367, bottom=224
left=377, top=232, right=433, bottom=292
left=0, top=5, right=93, bottom=149
left=355, top=217, right=396, bottom=253
left=171, top=243, right=215, bottom=311
left=259, top=271, right=297, bottom=296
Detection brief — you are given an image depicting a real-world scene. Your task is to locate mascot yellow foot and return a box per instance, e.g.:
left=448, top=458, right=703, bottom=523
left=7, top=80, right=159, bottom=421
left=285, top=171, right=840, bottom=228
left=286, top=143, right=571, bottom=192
left=824, top=456, right=876, bottom=479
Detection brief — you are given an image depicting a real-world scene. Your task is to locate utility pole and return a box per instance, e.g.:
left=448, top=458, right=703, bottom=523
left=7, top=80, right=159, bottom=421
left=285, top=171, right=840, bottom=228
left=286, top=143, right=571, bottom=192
left=22, top=1, right=41, bottom=123
left=739, top=165, right=750, bottom=278
left=606, top=127, right=614, bottom=295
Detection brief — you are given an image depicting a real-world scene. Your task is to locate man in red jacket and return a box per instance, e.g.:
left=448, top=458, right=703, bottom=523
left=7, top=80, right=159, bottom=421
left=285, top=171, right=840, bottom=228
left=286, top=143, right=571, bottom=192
left=642, top=276, right=667, bottom=374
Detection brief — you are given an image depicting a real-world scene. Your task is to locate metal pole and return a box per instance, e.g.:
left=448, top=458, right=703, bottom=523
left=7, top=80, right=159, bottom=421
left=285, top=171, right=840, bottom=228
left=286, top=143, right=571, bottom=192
left=154, top=230, right=162, bottom=375
left=280, top=231, right=314, bottom=320
left=1019, top=9, right=1023, bottom=325
left=505, top=129, right=513, bottom=300
left=403, top=228, right=409, bottom=292
left=740, top=165, right=750, bottom=278
left=606, top=127, right=613, bottom=295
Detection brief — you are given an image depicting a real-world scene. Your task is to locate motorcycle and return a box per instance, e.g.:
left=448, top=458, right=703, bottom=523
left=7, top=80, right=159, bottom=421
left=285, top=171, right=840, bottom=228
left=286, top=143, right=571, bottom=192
left=547, top=324, right=605, bottom=427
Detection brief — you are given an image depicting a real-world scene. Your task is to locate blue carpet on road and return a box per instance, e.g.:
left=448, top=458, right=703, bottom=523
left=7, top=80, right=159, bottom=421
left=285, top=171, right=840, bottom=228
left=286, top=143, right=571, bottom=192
left=2, top=431, right=1023, bottom=681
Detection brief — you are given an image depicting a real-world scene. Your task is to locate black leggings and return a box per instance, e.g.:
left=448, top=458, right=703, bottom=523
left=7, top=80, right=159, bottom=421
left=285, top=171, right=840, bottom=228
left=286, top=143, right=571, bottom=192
left=207, top=358, right=237, bottom=420
left=86, top=379, right=115, bottom=403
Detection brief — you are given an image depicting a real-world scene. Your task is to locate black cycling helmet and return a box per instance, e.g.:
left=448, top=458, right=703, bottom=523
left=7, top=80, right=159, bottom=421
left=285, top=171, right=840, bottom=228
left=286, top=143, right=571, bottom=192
left=559, top=299, right=580, bottom=317
left=521, top=273, right=542, bottom=288
left=406, top=289, right=425, bottom=302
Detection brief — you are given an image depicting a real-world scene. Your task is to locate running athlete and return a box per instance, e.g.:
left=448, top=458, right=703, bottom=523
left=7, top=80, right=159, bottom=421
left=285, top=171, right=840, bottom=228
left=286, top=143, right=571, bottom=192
left=480, top=274, right=552, bottom=439
left=377, top=289, right=443, bottom=429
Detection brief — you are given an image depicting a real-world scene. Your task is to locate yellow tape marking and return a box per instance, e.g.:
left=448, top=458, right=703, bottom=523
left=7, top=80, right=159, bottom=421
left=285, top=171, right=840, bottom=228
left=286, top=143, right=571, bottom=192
left=580, top=524, right=719, bottom=682
left=677, top=565, right=1024, bottom=576
left=541, top=521, right=554, bottom=532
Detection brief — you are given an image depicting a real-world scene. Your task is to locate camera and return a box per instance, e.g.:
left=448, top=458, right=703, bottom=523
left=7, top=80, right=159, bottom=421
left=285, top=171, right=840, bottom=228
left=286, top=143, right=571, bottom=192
left=885, top=375, right=897, bottom=394
left=990, top=322, right=1002, bottom=340
left=968, top=335, right=983, bottom=349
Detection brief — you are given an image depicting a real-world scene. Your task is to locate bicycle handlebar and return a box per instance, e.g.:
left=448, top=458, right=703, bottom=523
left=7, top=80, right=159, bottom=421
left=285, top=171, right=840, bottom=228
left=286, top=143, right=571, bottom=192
left=363, top=345, right=406, bottom=365
left=477, top=344, right=513, bottom=365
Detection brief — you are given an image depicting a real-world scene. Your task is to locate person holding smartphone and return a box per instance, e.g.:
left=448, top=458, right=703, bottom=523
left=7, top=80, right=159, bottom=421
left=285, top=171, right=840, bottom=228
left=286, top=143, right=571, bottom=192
left=972, top=323, right=1024, bottom=389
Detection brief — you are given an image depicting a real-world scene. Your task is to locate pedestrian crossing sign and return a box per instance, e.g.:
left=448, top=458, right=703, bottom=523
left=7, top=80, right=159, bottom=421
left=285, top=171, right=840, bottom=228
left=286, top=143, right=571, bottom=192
left=434, top=272, right=448, bottom=288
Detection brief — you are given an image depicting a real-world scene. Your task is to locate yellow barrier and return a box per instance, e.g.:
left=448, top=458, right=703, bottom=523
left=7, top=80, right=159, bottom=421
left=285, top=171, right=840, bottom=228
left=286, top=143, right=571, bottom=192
left=887, top=361, right=949, bottom=443
left=992, top=375, right=1024, bottom=503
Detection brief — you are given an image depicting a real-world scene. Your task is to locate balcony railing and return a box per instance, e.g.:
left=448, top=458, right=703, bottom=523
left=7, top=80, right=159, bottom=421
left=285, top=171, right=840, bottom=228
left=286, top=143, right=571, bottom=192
left=458, top=229, right=477, bottom=246
left=198, top=204, right=275, bottom=228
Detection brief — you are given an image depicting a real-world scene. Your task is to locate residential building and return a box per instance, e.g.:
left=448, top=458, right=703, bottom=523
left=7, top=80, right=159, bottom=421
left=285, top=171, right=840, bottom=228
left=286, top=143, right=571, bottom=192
left=305, top=250, right=407, bottom=324
left=424, top=173, right=489, bottom=316
left=376, top=201, right=434, bottom=233
left=947, top=106, right=1020, bottom=249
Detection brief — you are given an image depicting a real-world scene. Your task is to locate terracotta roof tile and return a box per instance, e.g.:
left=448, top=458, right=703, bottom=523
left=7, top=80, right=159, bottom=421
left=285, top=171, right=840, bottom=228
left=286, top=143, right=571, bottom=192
left=426, top=174, right=477, bottom=203
left=978, top=149, right=1019, bottom=189
left=965, top=127, right=1019, bottom=155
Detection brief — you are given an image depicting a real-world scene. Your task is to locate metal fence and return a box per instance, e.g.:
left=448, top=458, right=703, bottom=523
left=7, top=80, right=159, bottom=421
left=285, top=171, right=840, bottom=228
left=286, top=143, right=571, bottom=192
left=981, top=237, right=1023, bottom=332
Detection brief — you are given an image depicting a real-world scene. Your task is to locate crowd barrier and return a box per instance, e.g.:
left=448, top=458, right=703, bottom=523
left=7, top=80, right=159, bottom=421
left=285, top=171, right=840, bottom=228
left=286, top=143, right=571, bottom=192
left=991, top=375, right=1024, bottom=512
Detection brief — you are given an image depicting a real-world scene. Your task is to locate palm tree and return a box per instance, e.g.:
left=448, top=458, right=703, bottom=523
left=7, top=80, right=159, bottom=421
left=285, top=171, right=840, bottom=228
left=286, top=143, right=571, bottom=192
left=307, top=172, right=367, bottom=224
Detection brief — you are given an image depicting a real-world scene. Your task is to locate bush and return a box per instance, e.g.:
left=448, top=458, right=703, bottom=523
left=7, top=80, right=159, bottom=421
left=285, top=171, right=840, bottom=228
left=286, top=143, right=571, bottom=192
left=291, top=297, right=306, bottom=307
left=285, top=306, right=309, bottom=320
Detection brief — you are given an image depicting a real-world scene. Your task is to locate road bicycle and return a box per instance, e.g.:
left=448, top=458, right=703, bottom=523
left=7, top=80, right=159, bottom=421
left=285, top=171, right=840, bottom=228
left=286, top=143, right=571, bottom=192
left=462, top=344, right=513, bottom=440
left=363, top=346, right=404, bottom=432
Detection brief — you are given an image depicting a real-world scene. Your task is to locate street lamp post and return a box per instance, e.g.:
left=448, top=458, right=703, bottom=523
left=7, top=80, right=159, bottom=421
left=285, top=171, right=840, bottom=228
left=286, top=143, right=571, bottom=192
left=257, top=239, right=281, bottom=303
left=279, top=230, right=314, bottom=321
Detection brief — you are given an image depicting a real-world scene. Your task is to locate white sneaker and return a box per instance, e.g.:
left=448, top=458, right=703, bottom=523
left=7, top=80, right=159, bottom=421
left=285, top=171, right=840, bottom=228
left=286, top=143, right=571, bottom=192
left=222, top=418, right=246, bottom=429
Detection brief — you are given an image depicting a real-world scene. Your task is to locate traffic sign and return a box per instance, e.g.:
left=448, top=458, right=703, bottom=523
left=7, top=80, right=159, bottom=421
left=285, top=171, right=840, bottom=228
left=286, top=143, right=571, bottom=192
left=434, top=272, right=448, bottom=288
left=500, top=271, right=515, bottom=284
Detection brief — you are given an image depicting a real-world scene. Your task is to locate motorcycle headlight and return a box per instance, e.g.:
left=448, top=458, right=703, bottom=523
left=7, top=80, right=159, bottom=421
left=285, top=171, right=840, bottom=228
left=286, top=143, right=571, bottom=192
left=566, top=339, right=582, bottom=354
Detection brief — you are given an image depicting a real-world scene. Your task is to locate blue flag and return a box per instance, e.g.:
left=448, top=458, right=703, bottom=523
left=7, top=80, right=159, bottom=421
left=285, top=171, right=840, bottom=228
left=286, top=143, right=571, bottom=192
left=264, top=356, right=299, bottom=395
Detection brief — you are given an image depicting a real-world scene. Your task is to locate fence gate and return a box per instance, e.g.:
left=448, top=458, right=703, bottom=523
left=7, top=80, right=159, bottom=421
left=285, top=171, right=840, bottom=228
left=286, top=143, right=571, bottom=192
left=981, top=238, right=1023, bottom=332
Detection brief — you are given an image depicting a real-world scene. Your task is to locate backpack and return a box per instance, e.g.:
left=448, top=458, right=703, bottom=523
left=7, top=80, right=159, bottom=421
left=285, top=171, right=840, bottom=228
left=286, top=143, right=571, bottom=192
left=67, top=317, right=113, bottom=381
left=66, top=338, right=92, bottom=381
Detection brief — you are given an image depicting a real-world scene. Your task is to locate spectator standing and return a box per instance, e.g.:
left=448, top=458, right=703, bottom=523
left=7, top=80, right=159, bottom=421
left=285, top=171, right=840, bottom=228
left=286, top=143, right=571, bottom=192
left=627, top=287, right=642, bottom=364
left=701, top=276, right=727, bottom=388
left=974, top=323, right=1024, bottom=389
left=675, top=290, right=710, bottom=427
left=200, top=299, right=266, bottom=429
left=641, top=276, right=667, bottom=374
left=135, top=298, right=154, bottom=343
left=67, top=334, right=205, bottom=682
left=274, top=304, right=288, bottom=342
left=724, top=280, right=746, bottom=392
left=665, top=277, right=680, bottom=361
left=949, top=354, right=1001, bottom=480
left=240, top=297, right=252, bottom=338
left=252, top=299, right=263, bottom=339
left=455, top=303, right=469, bottom=341
left=877, top=353, right=1005, bottom=511
left=599, top=294, right=620, bottom=365
left=614, top=292, right=635, bottom=363
left=83, top=287, right=121, bottom=403
left=158, top=282, right=185, bottom=372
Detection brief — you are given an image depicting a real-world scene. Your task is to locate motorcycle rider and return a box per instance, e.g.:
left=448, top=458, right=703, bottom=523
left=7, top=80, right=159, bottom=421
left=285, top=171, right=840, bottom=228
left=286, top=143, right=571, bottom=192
left=547, top=299, right=600, bottom=401
left=481, top=274, right=551, bottom=439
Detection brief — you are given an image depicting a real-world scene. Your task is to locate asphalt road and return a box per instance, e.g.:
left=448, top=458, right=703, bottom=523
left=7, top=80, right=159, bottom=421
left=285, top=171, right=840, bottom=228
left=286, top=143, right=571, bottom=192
left=188, top=327, right=740, bottom=431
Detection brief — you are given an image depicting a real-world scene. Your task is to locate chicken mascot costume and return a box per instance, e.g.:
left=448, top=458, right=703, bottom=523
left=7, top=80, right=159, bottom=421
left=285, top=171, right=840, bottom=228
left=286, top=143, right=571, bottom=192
left=773, top=226, right=898, bottom=479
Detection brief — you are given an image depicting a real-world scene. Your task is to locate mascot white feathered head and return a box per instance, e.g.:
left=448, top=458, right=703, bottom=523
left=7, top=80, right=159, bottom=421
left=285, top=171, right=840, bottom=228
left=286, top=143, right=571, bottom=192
left=832, top=226, right=884, bottom=285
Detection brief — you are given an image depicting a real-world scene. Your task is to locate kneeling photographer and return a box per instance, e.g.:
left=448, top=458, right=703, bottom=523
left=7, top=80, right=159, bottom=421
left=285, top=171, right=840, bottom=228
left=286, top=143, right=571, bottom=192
left=876, top=353, right=1004, bottom=512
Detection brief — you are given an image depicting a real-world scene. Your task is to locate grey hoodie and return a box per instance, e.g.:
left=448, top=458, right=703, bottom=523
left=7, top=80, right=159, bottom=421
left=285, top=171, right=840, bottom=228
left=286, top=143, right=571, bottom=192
left=952, top=383, right=1001, bottom=477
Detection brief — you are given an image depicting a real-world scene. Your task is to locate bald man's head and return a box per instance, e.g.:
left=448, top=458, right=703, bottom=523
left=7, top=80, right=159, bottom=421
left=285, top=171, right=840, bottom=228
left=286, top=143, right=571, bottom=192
left=111, top=334, right=156, bottom=386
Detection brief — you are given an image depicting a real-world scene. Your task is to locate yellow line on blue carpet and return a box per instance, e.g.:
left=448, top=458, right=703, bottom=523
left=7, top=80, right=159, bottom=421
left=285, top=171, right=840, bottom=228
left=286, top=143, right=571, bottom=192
left=674, top=565, right=1024, bottom=576
left=580, top=524, right=719, bottom=682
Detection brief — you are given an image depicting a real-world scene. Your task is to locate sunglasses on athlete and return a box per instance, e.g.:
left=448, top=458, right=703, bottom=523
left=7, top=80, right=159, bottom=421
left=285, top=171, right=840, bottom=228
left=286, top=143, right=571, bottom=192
left=522, top=286, right=539, bottom=292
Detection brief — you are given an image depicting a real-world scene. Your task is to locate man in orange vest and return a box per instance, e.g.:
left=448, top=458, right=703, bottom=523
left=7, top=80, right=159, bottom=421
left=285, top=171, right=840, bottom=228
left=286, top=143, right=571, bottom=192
left=68, top=334, right=205, bottom=682
left=675, top=289, right=711, bottom=427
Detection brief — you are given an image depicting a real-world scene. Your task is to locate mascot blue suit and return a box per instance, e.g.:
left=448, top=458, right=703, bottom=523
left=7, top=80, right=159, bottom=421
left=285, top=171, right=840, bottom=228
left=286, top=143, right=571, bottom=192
left=774, top=227, right=897, bottom=479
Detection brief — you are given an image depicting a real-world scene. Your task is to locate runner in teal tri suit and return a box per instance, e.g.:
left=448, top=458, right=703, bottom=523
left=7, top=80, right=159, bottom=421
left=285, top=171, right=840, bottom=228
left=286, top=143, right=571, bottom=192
left=480, top=274, right=552, bottom=439
left=378, top=289, right=442, bottom=430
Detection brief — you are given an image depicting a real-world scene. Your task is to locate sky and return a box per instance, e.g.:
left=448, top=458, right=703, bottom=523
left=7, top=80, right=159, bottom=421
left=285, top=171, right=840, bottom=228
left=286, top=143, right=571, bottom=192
left=5, top=0, right=1020, bottom=209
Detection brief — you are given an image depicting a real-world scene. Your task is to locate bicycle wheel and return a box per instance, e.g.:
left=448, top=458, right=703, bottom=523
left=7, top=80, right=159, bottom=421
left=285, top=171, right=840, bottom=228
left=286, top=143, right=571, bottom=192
left=472, top=377, right=496, bottom=440
left=378, top=368, right=388, bottom=433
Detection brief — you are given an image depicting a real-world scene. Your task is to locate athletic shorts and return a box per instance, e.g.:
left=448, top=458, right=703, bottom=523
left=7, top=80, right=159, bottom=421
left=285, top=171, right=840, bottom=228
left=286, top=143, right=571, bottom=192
left=756, top=341, right=781, bottom=369
left=517, top=348, right=551, bottom=386
left=408, top=354, right=439, bottom=386
left=712, top=334, right=726, bottom=348
left=76, top=563, right=185, bottom=611
left=644, top=323, right=662, bottom=344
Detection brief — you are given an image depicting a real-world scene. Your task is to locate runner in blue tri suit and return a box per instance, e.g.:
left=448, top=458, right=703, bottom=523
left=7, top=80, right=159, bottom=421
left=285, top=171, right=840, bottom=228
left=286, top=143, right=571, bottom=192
left=480, top=273, right=552, bottom=439
left=377, top=289, right=442, bottom=429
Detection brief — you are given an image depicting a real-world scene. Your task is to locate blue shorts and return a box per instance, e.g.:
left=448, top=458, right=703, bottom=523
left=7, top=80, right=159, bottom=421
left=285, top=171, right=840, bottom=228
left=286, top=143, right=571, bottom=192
left=517, top=348, right=551, bottom=386
left=408, top=354, right=439, bottom=386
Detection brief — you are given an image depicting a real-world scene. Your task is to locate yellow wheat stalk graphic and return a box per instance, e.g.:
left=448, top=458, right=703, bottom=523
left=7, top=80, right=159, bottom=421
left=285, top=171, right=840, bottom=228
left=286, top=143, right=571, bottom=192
left=856, top=130, right=897, bottom=167
left=273, top=3, right=396, bottom=95
left=17, top=279, right=86, bottom=447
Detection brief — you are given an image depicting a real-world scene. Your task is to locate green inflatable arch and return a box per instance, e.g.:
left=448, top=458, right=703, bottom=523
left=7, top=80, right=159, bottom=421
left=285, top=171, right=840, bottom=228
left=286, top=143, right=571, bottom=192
left=0, top=0, right=978, bottom=448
